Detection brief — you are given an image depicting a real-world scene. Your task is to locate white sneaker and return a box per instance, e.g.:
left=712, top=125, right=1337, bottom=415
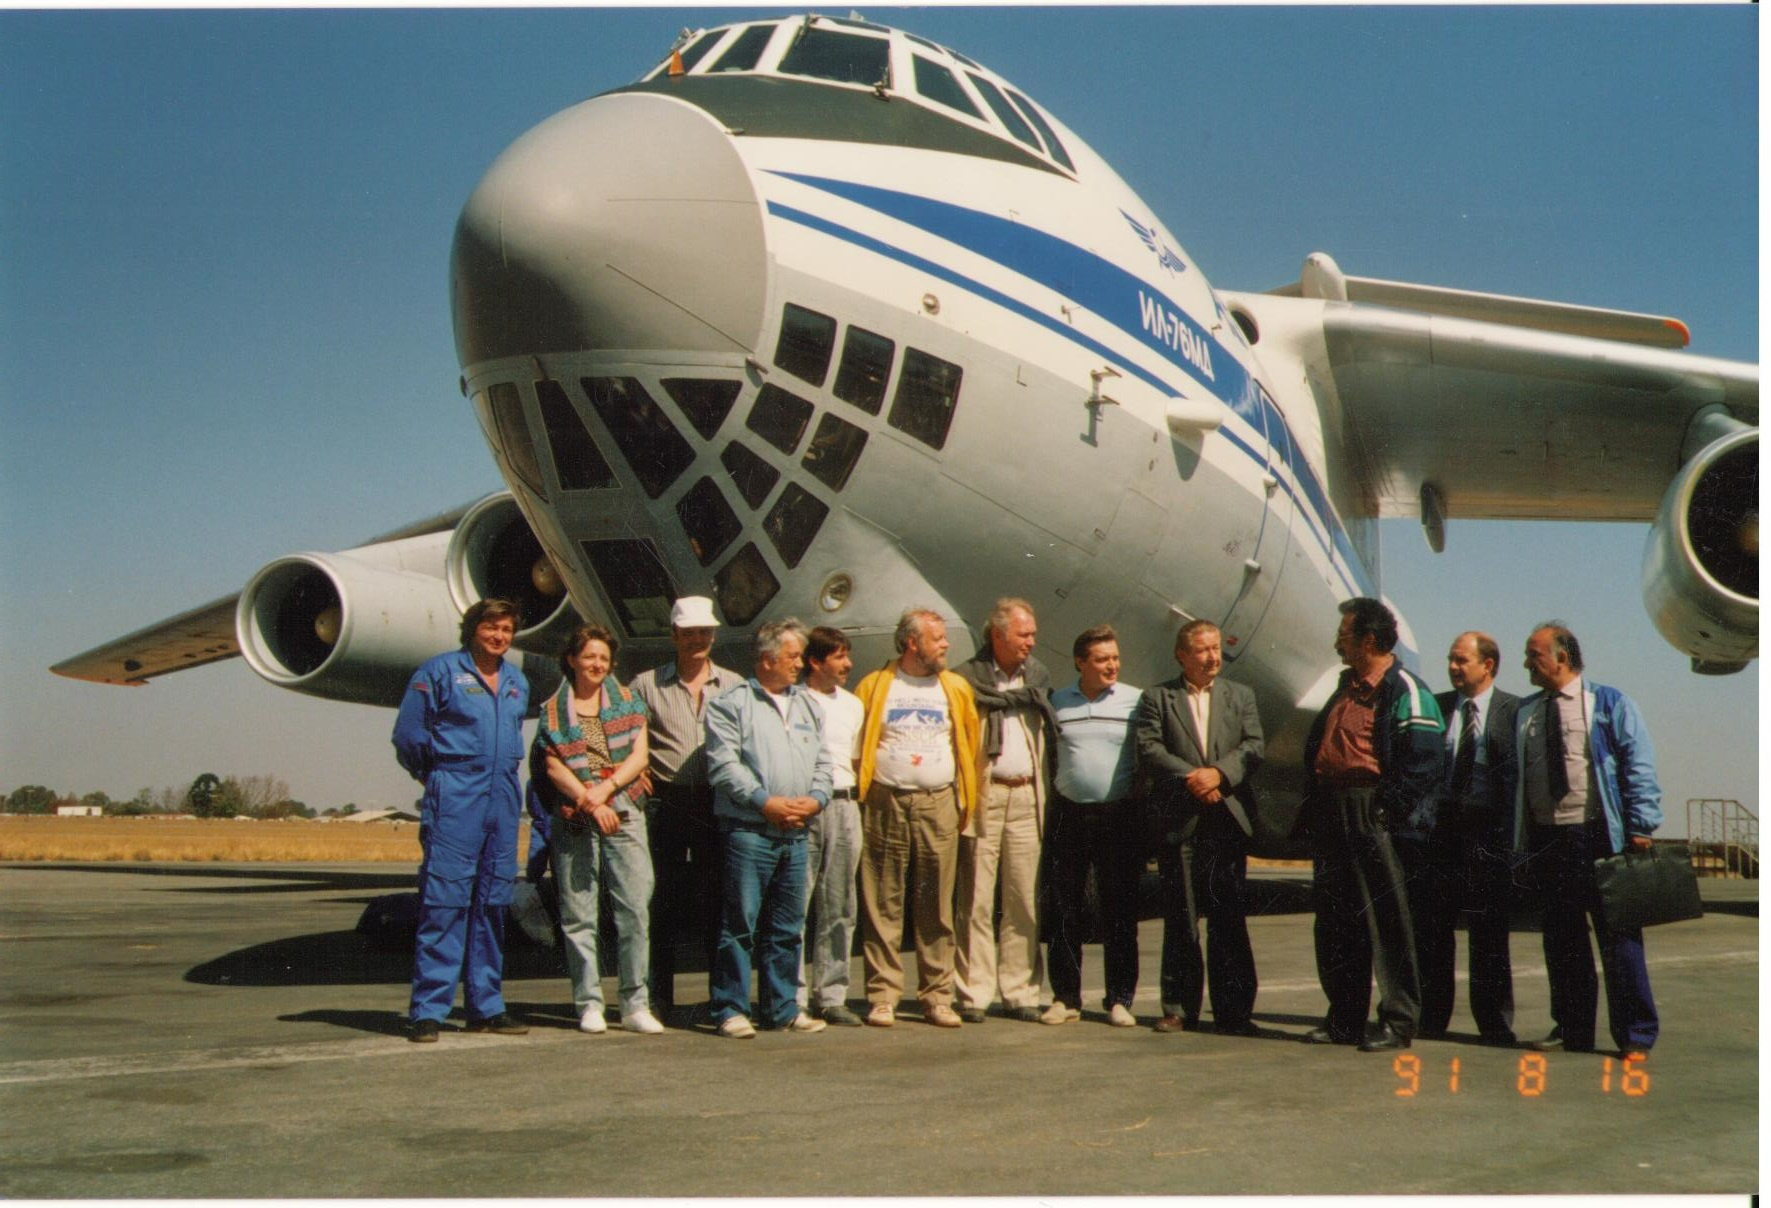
left=718, top=1015, right=757, bottom=1039
left=1041, top=1001, right=1081, bottom=1026
left=578, top=1006, right=607, bottom=1034
left=1108, top=1003, right=1137, bottom=1028
left=787, top=1012, right=828, bottom=1033
left=622, top=1009, right=664, bottom=1035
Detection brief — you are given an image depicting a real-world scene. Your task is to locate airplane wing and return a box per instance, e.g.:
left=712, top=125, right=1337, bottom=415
left=51, top=502, right=479, bottom=687
left=1227, top=253, right=1758, bottom=522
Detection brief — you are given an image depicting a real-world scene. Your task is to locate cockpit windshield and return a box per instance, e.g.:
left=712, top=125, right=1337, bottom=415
left=645, top=14, right=1074, bottom=177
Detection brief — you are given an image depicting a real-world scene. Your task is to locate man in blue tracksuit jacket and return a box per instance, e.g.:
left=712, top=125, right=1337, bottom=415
left=1514, top=622, right=1662, bottom=1057
left=392, top=598, right=531, bottom=1042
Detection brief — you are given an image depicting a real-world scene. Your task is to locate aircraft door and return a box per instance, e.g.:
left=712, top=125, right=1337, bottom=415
left=1217, top=385, right=1293, bottom=661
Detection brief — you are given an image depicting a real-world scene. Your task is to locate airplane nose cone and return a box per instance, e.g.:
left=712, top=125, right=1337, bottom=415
left=452, top=92, right=767, bottom=367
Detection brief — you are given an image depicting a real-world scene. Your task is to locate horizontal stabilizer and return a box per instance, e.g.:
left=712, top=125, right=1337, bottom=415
left=1268, top=252, right=1691, bottom=349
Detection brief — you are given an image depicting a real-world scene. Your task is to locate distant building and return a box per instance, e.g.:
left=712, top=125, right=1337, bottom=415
left=55, top=805, right=103, bottom=817
left=339, top=807, right=421, bottom=825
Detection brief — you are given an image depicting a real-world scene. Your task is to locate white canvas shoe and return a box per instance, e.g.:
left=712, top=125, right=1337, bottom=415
left=578, top=1006, right=608, bottom=1034
left=621, top=1009, right=664, bottom=1035
left=1108, top=1003, right=1137, bottom=1028
left=718, top=1015, right=757, bottom=1039
left=787, top=1012, right=828, bottom=1033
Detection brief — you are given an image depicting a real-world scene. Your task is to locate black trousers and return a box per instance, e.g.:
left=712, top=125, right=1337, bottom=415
left=1045, top=795, right=1145, bottom=1010
left=1311, top=786, right=1420, bottom=1038
left=645, top=781, right=723, bottom=1012
left=1157, top=810, right=1258, bottom=1026
left=1524, top=822, right=1658, bottom=1052
left=1399, top=819, right=1515, bottom=1039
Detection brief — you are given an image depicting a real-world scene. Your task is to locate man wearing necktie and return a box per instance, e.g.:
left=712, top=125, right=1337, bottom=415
left=1135, top=619, right=1266, bottom=1037
left=1515, top=623, right=1662, bottom=1058
left=1413, top=632, right=1521, bottom=1045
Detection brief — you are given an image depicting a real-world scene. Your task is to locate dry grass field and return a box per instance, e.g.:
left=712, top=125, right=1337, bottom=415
left=0, top=814, right=1306, bottom=869
left=0, top=815, right=465, bottom=863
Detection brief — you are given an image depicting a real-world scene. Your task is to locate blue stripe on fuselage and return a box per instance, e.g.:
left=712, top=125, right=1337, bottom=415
left=763, top=174, right=1369, bottom=598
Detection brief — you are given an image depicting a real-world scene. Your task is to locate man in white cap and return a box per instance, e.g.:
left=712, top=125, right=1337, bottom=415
left=630, top=596, right=743, bottom=1023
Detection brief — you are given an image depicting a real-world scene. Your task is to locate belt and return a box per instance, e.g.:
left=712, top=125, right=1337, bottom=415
left=829, top=788, right=857, bottom=801
left=991, top=775, right=1035, bottom=788
left=1320, top=774, right=1380, bottom=791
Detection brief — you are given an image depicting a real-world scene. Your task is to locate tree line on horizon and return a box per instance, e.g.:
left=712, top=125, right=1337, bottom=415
left=3, top=775, right=369, bottom=820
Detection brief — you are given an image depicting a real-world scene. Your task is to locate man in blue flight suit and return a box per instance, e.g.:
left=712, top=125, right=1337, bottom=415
left=393, top=598, right=532, bottom=1042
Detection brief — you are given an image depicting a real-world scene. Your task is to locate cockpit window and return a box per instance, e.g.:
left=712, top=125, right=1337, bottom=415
left=709, top=24, right=774, bottom=73
left=763, top=482, right=830, bottom=569
left=774, top=303, right=836, bottom=386
left=721, top=440, right=780, bottom=509
left=746, top=384, right=815, bottom=456
left=1006, top=88, right=1074, bottom=172
left=582, top=537, right=677, bottom=638
left=676, top=476, right=742, bottom=566
left=485, top=382, right=546, bottom=498
left=833, top=325, right=893, bottom=415
left=779, top=26, right=890, bottom=87
left=536, top=379, right=616, bottom=491
left=887, top=349, right=963, bottom=451
left=913, top=55, right=982, bottom=119
left=714, top=542, right=780, bottom=626
left=802, top=414, right=868, bottom=492
left=662, top=378, right=740, bottom=440
left=827, top=15, right=891, bottom=33
left=675, top=28, right=723, bottom=73
left=582, top=376, right=695, bottom=499
left=966, top=73, right=1042, bottom=153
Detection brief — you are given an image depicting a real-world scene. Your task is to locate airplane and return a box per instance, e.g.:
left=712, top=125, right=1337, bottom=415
left=51, top=11, right=1757, bottom=853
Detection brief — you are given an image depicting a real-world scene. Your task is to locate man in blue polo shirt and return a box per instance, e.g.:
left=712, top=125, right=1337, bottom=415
left=1044, top=624, right=1146, bottom=1026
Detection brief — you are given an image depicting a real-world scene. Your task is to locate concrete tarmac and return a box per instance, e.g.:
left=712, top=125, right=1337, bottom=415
left=0, top=862, right=1756, bottom=1197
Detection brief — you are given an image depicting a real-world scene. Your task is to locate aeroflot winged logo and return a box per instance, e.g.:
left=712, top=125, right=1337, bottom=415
left=1122, top=210, right=1187, bottom=276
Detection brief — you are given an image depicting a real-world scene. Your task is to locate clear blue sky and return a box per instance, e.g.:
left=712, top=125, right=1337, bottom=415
left=0, top=5, right=1758, bottom=828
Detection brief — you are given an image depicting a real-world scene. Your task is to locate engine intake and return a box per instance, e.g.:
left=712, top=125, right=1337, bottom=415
left=445, top=493, right=578, bottom=652
left=236, top=532, right=459, bottom=706
left=1642, top=427, right=1758, bottom=674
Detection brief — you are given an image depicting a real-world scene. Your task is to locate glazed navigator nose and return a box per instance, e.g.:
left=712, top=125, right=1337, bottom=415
left=451, top=91, right=769, bottom=369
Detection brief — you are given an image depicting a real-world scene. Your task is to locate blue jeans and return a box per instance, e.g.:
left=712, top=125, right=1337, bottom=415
left=710, top=825, right=809, bottom=1028
left=799, top=794, right=861, bottom=1010
left=553, top=806, right=654, bottom=1016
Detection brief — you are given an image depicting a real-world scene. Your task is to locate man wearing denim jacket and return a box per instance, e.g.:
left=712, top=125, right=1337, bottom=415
left=703, top=618, right=834, bottom=1038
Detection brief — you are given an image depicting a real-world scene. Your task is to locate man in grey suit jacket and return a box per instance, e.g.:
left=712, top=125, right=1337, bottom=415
left=1411, top=632, right=1520, bottom=1045
left=1135, top=619, right=1265, bottom=1036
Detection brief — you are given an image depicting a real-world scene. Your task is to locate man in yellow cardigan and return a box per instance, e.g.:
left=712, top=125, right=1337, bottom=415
left=853, top=608, right=981, bottom=1028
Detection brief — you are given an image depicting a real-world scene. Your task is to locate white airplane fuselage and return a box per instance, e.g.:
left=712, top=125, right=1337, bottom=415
left=450, top=19, right=1387, bottom=833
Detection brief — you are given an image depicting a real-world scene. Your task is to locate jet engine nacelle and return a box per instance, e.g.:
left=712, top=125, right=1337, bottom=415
left=445, top=492, right=578, bottom=654
left=236, top=532, right=461, bottom=706
left=1641, top=427, right=1758, bottom=674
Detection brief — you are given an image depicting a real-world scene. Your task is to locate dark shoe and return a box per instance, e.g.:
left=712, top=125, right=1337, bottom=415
left=1477, top=1032, right=1518, bottom=1048
left=1153, top=1014, right=1201, bottom=1034
left=407, top=1018, right=440, bottom=1044
left=1358, top=1024, right=1411, bottom=1052
left=464, top=1012, right=529, bottom=1036
left=958, top=1006, right=988, bottom=1025
left=1216, top=1019, right=1261, bottom=1037
left=1009, top=1005, right=1044, bottom=1023
left=819, top=1003, right=864, bottom=1027
left=1303, top=1025, right=1359, bottom=1046
left=1528, top=1028, right=1594, bottom=1054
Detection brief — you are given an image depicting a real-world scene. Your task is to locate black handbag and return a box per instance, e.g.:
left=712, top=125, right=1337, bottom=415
left=1593, top=846, right=1704, bottom=930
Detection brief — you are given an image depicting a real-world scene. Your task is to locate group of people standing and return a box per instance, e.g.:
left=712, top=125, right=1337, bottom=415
left=390, top=591, right=1663, bottom=1060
